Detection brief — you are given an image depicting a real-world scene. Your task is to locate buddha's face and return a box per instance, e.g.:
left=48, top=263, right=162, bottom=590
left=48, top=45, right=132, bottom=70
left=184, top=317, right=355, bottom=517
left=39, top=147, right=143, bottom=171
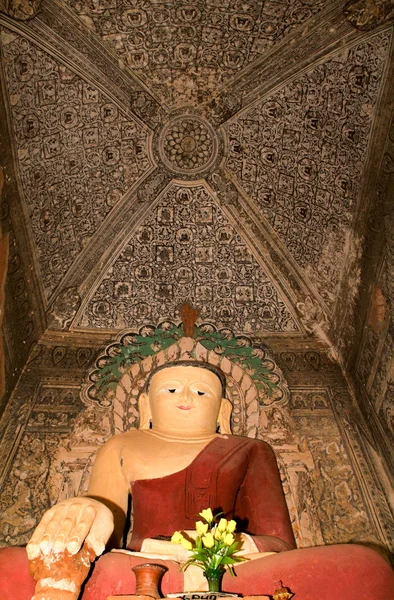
left=146, top=365, right=224, bottom=434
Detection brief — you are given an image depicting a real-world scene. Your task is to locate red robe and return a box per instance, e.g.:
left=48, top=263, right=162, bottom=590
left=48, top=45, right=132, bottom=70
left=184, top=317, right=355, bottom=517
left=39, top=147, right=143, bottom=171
left=129, top=435, right=295, bottom=552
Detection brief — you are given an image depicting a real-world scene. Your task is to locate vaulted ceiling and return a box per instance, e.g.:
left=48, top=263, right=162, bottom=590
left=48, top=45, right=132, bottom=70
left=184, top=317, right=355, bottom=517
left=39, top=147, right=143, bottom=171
left=1, top=0, right=393, bottom=359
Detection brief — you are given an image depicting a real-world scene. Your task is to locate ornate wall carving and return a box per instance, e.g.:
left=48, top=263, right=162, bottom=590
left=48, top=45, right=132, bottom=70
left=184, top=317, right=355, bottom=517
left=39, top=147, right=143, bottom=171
left=0, top=183, right=8, bottom=405
left=225, top=31, right=391, bottom=308
left=348, top=110, right=394, bottom=484
left=0, top=69, right=42, bottom=412
left=79, top=183, right=299, bottom=333
left=1, top=29, right=151, bottom=298
left=1, top=10, right=391, bottom=347
left=354, top=265, right=394, bottom=452
left=0, top=378, right=84, bottom=546
left=0, top=0, right=40, bottom=21
left=344, top=0, right=394, bottom=31
left=62, top=0, right=327, bottom=107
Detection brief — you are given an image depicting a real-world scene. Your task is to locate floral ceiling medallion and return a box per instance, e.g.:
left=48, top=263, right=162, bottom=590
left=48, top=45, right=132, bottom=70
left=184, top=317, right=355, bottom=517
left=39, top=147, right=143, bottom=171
left=153, top=109, right=224, bottom=180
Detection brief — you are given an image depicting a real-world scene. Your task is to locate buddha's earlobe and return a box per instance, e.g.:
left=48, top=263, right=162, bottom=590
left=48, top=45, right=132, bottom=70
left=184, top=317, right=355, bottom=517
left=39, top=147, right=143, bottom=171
left=138, top=392, right=152, bottom=430
left=218, top=398, right=232, bottom=435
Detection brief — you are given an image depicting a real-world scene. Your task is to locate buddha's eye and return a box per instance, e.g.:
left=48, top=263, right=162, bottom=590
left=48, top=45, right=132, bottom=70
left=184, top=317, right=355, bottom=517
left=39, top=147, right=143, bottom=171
left=168, top=388, right=177, bottom=393
left=196, top=391, right=205, bottom=396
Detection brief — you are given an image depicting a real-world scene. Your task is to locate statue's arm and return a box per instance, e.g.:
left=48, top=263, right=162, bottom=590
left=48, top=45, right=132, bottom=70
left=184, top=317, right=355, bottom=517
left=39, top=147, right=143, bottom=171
left=27, top=434, right=129, bottom=560
left=235, top=440, right=296, bottom=552
left=87, top=434, right=130, bottom=548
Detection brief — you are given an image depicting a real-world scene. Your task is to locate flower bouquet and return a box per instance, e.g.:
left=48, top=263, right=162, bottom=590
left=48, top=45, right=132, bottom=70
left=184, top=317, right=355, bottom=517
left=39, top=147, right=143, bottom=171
left=171, top=508, right=247, bottom=592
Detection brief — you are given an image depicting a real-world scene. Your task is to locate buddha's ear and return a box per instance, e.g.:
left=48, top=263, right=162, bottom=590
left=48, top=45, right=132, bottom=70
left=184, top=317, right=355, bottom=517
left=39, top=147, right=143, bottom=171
left=218, top=397, right=232, bottom=435
left=138, top=392, right=152, bottom=430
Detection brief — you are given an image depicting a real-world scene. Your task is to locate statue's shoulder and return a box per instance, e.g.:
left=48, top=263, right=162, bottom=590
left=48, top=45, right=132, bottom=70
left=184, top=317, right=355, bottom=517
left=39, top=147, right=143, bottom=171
left=99, top=429, right=143, bottom=453
left=226, top=434, right=275, bottom=456
left=227, top=434, right=273, bottom=448
left=225, top=435, right=279, bottom=473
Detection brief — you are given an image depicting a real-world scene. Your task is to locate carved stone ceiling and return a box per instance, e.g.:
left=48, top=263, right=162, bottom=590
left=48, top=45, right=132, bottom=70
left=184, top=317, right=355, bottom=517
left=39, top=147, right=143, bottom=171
left=0, top=0, right=393, bottom=351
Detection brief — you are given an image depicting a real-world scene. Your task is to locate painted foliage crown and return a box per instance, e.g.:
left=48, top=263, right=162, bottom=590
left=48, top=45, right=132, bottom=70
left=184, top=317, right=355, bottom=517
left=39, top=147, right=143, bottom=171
left=86, top=304, right=288, bottom=412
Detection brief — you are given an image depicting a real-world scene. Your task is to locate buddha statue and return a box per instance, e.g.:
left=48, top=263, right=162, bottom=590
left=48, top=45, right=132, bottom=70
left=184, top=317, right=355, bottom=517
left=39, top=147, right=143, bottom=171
left=0, top=360, right=393, bottom=600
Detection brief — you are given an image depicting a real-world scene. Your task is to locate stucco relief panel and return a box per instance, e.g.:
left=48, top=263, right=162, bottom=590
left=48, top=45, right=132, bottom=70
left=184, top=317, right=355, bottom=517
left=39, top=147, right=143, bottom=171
left=3, top=231, right=36, bottom=350
left=379, top=378, right=394, bottom=446
left=0, top=434, right=52, bottom=547
left=0, top=383, right=87, bottom=547
left=225, top=31, right=391, bottom=308
left=1, top=29, right=150, bottom=298
left=369, top=332, right=393, bottom=403
left=26, top=385, right=85, bottom=434
left=26, top=342, right=94, bottom=369
left=307, top=437, right=372, bottom=543
left=356, top=254, right=393, bottom=435
left=79, top=183, right=298, bottom=332
left=260, top=388, right=374, bottom=547
left=276, top=349, right=336, bottom=374
left=61, top=0, right=327, bottom=106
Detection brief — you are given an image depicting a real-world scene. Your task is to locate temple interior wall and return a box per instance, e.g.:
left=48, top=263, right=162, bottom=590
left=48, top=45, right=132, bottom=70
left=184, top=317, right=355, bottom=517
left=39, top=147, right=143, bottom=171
left=0, top=0, right=393, bottom=568
left=347, top=160, right=394, bottom=498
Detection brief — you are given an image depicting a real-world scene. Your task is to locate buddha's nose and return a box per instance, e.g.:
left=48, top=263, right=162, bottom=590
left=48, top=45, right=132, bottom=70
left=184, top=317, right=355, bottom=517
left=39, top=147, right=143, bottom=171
left=180, top=387, right=193, bottom=404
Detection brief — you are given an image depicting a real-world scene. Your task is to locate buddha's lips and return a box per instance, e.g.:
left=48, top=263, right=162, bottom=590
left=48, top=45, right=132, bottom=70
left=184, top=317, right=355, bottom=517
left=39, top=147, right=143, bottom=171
left=177, top=405, right=192, bottom=410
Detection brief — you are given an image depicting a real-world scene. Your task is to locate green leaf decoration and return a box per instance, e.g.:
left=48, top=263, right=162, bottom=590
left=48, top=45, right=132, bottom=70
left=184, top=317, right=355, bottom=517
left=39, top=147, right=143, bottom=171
left=87, top=322, right=284, bottom=406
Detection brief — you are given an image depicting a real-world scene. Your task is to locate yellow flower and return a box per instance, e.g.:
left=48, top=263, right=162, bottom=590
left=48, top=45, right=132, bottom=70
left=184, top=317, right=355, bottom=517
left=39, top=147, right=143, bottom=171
left=226, top=520, right=237, bottom=533
left=218, top=518, right=228, bottom=532
left=214, top=528, right=223, bottom=541
left=223, top=533, right=235, bottom=546
left=196, top=521, right=209, bottom=535
left=181, top=538, right=193, bottom=551
left=199, top=508, right=214, bottom=523
left=171, top=531, right=184, bottom=544
left=202, top=532, right=215, bottom=548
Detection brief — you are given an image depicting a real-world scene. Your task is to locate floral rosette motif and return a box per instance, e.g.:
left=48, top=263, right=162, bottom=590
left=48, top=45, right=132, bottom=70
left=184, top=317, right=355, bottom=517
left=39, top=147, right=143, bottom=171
left=164, top=119, right=214, bottom=170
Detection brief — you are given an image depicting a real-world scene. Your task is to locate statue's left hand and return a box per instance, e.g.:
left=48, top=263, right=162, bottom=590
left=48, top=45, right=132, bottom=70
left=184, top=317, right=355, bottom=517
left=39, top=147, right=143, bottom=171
left=26, top=497, right=114, bottom=560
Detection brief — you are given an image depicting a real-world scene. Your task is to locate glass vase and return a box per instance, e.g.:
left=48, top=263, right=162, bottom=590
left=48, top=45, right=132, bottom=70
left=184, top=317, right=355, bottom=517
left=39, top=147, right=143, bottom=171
left=204, top=568, right=225, bottom=593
